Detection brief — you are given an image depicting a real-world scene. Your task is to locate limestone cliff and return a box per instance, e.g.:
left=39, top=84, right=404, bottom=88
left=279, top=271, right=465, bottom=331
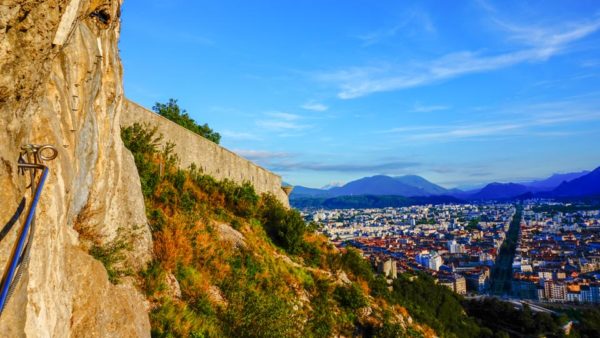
left=0, top=1, right=151, bottom=336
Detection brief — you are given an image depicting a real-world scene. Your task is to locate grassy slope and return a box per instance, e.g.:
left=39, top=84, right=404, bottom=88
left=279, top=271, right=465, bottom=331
left=122, top=123, right=485, bottom=338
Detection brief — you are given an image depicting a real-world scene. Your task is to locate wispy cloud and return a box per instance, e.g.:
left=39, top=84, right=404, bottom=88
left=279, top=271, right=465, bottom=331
left=301, top=102, right=328, bottom=112
left=233, top=149, right=292, bottom=160
left=265, top=111, right=301, bottom=121
left=267, top=160, right=420, bottom=173
left=236, top=150, right=419, bottom=173
left=407, top=122, right=523, bottom=141
left=256, top=111, right=309, bottom=131
left=411, top=102, right=449, bottom=113
left=318, top=18, right=600, bottom=99
left=256, top=120, right=306, bottom=130
left=356, top=9, right=436, bottom=46
left=385, top=103, right=600, bottom=142
left=221, top=130, right=260, bottom=141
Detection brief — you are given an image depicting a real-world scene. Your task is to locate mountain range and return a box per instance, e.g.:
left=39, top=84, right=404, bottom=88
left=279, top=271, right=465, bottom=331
left=290, top=167, right=600, bottom=203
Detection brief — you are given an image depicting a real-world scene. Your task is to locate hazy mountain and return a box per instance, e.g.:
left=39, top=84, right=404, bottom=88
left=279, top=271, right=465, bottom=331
left=321, top=182, right=343, bottom=190
left=522, top=171, right=590, bottom=190
left=290, top=175, right=448, bottom=199
left=291, top=195, right=463, bottom=209
left=469, top=183, right=531, bottom=200
left=290, top=167, right=600, bottom=201
left=326, top=175, right=425, bottom=196
left=551, top=167, right=600, bottom=197
left=393, top=175, right=449, bottom=195
left=290, top=185, right=331, bottom=198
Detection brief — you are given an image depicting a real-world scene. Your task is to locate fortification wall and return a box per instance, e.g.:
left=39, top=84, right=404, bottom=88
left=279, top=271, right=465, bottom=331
left=122, top=100, right=290, bottom=206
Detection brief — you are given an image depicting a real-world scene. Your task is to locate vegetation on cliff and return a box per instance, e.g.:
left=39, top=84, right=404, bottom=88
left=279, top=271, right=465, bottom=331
left=152, top=99, right=221, bottom=144
left=123, top=122, right=432, bottom=337
left=121, top=123, right=584, bottom=338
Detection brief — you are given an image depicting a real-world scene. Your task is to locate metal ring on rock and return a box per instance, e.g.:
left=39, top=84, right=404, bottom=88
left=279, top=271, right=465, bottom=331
left=36, top=145, right=58, bottom=162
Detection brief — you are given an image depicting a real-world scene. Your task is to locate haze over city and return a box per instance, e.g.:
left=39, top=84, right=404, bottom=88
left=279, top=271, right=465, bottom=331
left=120, top=0, right=600, bottom=188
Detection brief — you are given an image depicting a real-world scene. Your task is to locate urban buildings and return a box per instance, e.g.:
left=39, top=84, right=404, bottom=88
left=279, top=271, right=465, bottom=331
left=304, top=201, right=600, bottom=303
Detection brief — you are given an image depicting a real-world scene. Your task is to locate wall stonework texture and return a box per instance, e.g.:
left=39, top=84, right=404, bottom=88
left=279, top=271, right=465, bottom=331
left=122, top=100, right=290, bottom=207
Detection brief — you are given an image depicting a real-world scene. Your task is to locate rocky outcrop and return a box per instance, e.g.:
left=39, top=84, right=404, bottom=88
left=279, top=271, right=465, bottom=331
left=0, top=1, right=151, bottom=336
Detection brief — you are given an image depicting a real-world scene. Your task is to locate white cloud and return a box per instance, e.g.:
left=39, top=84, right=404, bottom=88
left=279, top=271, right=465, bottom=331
left=301, top=102, right=328, bottom=112
left=386, top=101, right=600, bottom=142
left=318, top=18, right=600, bottom=99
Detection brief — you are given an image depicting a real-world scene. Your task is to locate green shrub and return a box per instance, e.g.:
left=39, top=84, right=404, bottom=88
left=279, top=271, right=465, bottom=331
left=89, top=230, right=133, bottom=284
left=341, top=247, right=374, bottom=282
left=153, top=99, right=221, bottom=144
left=121, top=123, right=162, bottom=198
left=150, top=298, right=204, bottom=338
left=333, top=283, right=367, bottom=310
left=221, top=287, right=299, bottom=338
left=259, top=194, right=307, bottom=254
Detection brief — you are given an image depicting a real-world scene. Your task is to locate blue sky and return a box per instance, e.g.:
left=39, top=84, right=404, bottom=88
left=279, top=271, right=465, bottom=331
left=120, top=0, right=600, bottom=189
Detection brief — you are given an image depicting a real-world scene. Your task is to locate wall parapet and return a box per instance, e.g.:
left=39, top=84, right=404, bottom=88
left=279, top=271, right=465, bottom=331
left=121, top=99, right=289, bottom=206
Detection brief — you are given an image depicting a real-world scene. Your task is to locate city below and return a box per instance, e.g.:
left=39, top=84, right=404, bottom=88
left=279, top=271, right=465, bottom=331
left=302, top=201, right=600, bottom=306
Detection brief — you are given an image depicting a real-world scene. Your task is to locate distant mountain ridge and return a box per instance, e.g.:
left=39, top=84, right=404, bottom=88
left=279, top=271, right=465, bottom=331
left=521, top=171, right=590, bottom=190
left=290, top=167, right=600, bottom=202
left=552, top=167, right=600, bottom=197
left=291, top=174, right=450, bottom=199
left=469, top=183, right=530, bottom=200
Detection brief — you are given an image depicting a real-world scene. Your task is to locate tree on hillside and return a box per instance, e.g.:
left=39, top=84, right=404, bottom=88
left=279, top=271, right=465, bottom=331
left=152, top=98, right=221, bottom=144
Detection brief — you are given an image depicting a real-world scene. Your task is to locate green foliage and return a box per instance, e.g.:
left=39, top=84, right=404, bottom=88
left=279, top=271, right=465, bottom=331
left=463, top=298, right=567, bottom=337
left=573, top=308, right=600, bottom=337
left=333, top=283, right=367, bottom=310
left=340, top=247, right=374, bottom=282
left=150, top=298, right=213, bottom=338
left=388, top=273, right=482, bottom=338
left=306, top=280, right=336, bottom=338
left=89, top=230, right=133, bottom=284
left=490, top=206, right=522, bottom=295
left=220, top=180, right=259, bottom=218
left=122, top=123, right=441, bottom=338
left=299, top=240, right=322, bottom=267
left=141, top=260, right=167, bottom=296
left=466, top=218, right=479, bottom=230
left=259, top=194, right=307, bottom=254
left=153, top=99, right=221, bottom=144
left=221, top=285, right=300, bottom=338
left=369, top=275, right=392, bottom=300
left=121, top=123, right=162, bottom=198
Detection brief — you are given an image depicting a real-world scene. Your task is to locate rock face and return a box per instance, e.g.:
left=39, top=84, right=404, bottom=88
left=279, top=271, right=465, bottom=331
left=0, top=1, right=152, bottom=336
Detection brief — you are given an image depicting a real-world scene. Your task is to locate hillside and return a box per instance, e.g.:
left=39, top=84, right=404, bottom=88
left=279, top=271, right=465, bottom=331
left=121, top=124, right=494, bottom=337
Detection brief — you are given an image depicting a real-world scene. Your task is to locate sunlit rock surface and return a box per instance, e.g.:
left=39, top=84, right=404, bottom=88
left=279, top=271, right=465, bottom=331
left=0, top=1, right=151, bottom=336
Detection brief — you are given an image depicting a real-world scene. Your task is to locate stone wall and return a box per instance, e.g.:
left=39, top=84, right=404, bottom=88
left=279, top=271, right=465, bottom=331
left=122, top=100, right=290, bottom=206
